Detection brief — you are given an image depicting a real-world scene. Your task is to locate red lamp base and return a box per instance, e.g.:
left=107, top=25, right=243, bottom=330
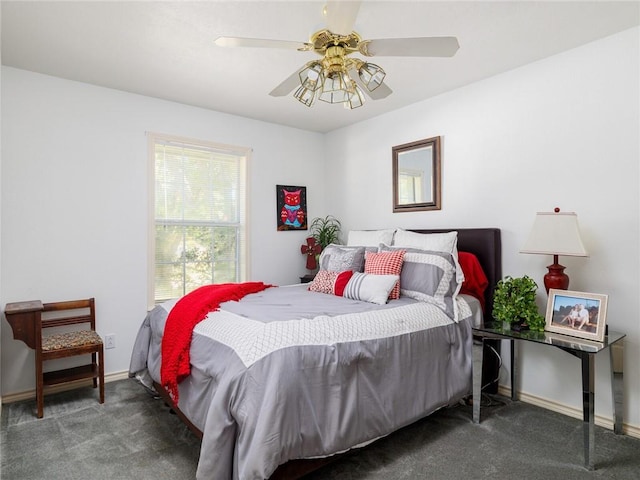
left=544, top=262, right=569, bottom=292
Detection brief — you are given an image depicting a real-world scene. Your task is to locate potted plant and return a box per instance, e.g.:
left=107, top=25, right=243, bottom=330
left=309, top=215, right=342, bottom=250
left=492, top=275, right=545, bottom=332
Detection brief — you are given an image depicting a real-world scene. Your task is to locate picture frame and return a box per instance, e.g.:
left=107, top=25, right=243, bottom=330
left=276, top=185, right=308, bottom=231
left=545, top=289, right=608, bottom=342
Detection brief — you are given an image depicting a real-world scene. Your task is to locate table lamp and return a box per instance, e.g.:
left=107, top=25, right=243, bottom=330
left=520, top=208, right=588, bottom=292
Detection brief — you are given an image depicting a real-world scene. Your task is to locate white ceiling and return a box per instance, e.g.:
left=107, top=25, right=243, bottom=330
left=2, top=1, right=639, bottom=133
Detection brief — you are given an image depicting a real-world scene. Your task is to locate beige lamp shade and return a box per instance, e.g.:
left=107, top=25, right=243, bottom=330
left=520, top=211, right=588, bottom=257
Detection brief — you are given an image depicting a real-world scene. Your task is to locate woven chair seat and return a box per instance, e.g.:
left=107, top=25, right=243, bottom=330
left=42, top=330, right=103, bottom=352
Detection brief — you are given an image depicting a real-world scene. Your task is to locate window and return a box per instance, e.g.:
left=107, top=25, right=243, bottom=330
left=148, top=133, right=250, bottom=306
left=398, top=168, right=425, bottom=204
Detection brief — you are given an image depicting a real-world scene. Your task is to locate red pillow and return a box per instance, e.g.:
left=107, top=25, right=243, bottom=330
left=308, top=270, right=354, bottom=296
left=364, top=249, right=406, bottom=299
left=334, top=270, right=354, bottom=296
left=458, top=251, right=489, bottom=310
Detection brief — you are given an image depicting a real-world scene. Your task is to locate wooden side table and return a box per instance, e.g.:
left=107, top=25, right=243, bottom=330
left=299, top=274, right=316, bottom=284
left=5, top=300, right=44, bottom=348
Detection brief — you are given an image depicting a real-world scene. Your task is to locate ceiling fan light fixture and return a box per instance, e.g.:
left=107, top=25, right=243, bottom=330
left=319, top=71, right=352, bottom=103
left=294, top=85, right=316, bottom=107
left=345, top=82, right=365, bottom=109
left=358, top=62, right=386, bottom=92
left=298, top=62, right=324, bottom=91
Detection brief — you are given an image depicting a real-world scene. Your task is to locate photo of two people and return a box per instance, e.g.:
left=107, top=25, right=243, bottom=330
left=546, top=289, right=608, bottom=342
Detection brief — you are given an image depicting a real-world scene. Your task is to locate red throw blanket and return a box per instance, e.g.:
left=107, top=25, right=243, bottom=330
left=458, top=252, right=489, bottom=311
left=161, top=282, right=272, bottom=403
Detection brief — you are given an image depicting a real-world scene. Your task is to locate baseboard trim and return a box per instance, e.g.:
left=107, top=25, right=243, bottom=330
left=1, top=370, right=130, bottom=404
left=498, top=385, right=640, bottom=439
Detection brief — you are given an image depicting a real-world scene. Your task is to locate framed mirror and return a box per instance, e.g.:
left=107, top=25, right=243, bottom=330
left=392, top=136, right=441, bottom=212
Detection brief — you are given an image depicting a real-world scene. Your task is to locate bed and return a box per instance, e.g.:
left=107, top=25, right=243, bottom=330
left=129, top=228, right=501, bottom=480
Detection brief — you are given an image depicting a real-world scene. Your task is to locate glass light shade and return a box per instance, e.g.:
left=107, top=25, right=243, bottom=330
left=520, top=212, right=588, bottom=257
left=345, top=83, right=365, bottom=109
left=319, top=71, right=351, bottom=103
left=298, top=62, right=324, bottom=91
left=293, top=85, right=316, bottom=107
left=358, top=63, right=386, bottom=92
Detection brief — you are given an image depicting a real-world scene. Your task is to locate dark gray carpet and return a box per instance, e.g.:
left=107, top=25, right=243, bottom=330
left=1, top=380, right=199, bottom=480
left=2, top=379, right=639, bottom=479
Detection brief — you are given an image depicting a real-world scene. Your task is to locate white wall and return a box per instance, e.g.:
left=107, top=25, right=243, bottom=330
left=325, top=27, right=640, bottom=428
left=0, top=67, right=325, bottom=395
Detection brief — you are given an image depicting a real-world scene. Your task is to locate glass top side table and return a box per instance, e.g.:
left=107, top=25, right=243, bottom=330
left=472, top=326, right=625, bottom=471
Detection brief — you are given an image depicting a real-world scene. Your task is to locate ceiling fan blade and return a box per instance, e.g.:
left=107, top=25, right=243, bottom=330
left=269, top=68, right=302, bottom=97
left=366, top=82, right=393, bottom=100
left=360, top=36, right=460, bottom=57
left=214, top=36, right=310, bottom=51
left=324, top=1, right=361, bottom=35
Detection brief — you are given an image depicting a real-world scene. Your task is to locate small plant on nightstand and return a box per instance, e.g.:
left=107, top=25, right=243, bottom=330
left=492, top=275, right=545, bottom=332
left=309, top=215, right=342, bottom=250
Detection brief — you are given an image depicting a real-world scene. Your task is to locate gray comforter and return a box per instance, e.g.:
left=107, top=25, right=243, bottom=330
left=129, top=285, right=478, bottom=480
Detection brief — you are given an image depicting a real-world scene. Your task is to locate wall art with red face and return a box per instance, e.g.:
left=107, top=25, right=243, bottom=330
left=276, top=185, right=307, bottom=231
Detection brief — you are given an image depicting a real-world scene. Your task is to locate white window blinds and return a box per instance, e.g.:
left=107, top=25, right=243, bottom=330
left=148, top=133, right=250, bottom=305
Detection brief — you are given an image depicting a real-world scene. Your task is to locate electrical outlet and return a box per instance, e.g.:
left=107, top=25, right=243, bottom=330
left=105, top=334, right=116, bottom=349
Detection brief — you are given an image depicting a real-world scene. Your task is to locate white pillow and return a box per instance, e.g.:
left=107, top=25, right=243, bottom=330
left=342, top=272, right=399, bottom=305
left=347, top=229, right=396, bottom=247
left=392, top=229, right=464, bottom=284
left=392, top=229, right=457, bottom=254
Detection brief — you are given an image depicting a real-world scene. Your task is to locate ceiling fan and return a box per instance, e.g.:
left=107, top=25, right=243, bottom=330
left=214, top=1, right=459, bottom=109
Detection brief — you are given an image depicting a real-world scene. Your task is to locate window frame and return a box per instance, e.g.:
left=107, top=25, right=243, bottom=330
left=147, top=132, right=251, bottom=308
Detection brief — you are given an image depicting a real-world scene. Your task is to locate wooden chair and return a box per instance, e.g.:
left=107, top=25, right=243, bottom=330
left=35, top=298, right=104, bottom=418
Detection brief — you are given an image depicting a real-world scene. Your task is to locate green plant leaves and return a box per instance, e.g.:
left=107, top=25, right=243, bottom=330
left=310, top=215, right=342, bottom=249
left=492, top=275, right=545, bottom=331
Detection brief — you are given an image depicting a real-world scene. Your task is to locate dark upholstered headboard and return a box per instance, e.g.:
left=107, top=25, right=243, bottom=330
left=409, top=228, right=502, bottom=320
